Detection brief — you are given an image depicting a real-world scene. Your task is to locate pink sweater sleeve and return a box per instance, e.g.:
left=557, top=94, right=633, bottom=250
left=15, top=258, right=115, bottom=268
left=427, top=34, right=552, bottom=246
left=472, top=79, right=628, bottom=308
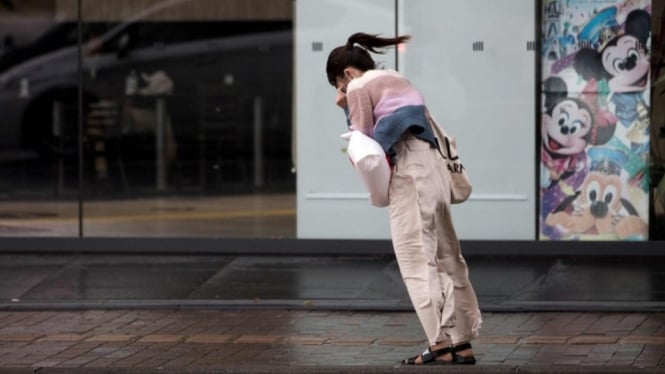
left=346, top=86, right=375, bottom=136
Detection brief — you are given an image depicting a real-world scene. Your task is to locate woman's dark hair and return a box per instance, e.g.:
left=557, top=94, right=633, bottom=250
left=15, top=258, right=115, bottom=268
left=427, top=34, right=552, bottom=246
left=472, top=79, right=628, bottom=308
left=326, top=32, right=410, bottom=86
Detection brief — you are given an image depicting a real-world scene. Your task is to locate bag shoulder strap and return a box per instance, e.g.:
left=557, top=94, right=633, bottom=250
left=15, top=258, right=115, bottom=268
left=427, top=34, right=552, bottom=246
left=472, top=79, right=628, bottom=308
left=425, top=107, right=452, bottom=157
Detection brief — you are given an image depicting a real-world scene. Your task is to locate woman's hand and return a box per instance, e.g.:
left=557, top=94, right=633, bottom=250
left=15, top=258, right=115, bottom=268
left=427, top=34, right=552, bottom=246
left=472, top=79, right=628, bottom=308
left=335, top=89, right=348, bottom=109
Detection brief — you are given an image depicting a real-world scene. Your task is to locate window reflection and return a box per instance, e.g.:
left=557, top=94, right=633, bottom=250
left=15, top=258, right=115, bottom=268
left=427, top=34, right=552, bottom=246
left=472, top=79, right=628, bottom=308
left=0, top=0, right=295, bottom=238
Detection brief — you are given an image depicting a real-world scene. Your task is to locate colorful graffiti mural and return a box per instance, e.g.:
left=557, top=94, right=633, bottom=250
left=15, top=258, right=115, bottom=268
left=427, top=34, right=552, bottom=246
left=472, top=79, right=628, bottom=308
left=540, top=0, right=651, bottom=240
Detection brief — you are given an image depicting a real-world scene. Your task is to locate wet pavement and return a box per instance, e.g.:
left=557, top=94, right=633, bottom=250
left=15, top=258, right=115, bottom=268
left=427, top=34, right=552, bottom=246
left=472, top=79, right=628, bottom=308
left=0, top=309, right=663, bottom=373
left=0, top=253, right=663, bottom=372
left=1, top=254, right=664, bottom=312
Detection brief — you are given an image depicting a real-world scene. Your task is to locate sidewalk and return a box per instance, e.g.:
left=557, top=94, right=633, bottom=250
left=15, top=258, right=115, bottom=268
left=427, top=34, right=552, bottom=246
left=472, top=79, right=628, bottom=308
left=2, top=254, right=664, bottom=312
left=0, top=309, right=664, bottom=373
left=0, top=253, right=664, bottom=372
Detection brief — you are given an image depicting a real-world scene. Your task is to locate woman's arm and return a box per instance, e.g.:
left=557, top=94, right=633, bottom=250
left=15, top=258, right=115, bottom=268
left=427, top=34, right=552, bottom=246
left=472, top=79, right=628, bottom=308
left=346, top=86, right=375, bottom=136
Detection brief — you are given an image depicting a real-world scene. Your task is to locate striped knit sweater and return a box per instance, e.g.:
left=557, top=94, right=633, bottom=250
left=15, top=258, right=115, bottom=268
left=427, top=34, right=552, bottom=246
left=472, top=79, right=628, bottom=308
left=345, top=69, right=437, bottom=160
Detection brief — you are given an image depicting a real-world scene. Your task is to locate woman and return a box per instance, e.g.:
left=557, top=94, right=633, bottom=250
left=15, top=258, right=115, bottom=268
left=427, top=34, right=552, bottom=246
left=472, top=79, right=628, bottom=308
left=326, top=32, right=482, bottom=365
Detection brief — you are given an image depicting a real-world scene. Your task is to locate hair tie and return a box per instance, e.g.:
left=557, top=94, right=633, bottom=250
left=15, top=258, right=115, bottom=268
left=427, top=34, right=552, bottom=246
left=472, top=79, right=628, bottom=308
left=355, top=44, right=368, bottom=52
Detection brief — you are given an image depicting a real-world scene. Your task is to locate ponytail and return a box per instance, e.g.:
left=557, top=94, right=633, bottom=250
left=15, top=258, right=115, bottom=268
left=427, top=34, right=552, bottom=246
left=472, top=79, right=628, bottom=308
left=326, top=32, right=410, bottom=86
left=345, top=32, right=410, bottom=53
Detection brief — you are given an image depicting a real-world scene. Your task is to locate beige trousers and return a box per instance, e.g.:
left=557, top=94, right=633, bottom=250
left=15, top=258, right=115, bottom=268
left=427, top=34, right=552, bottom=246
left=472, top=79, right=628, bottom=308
left=388, top=135, right=482, bottom=346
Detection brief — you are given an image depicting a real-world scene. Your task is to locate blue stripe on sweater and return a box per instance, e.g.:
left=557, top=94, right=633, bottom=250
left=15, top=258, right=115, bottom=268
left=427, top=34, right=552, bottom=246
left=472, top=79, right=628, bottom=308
left=373, top=105, right=437, bottom=156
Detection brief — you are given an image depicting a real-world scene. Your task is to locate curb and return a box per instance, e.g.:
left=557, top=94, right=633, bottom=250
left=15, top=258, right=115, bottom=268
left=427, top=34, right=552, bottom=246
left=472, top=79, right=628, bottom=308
left=2, top=366, right=663, bottom=374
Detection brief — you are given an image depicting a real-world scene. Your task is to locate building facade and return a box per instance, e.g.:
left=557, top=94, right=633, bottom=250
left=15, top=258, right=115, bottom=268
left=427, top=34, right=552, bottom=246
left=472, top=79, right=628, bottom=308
left=0, top=0, right=662, bottom=252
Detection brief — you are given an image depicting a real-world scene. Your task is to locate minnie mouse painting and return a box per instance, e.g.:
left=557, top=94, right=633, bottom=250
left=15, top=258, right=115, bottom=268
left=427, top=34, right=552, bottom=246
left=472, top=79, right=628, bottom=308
left=540, top=76, right=617, bottom=239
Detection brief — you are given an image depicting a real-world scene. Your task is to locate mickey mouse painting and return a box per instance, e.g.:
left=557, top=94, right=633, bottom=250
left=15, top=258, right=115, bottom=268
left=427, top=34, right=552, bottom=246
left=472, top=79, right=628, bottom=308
left=574, top=7, right=651, bottom=154
left=574, top=8, right=650, bottom=93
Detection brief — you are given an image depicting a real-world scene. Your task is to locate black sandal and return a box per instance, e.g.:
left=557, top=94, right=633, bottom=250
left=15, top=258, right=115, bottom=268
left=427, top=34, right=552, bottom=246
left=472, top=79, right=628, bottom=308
left=451, top=342, right=476, bottom=365
left=401, top=346, right=453, bottom=365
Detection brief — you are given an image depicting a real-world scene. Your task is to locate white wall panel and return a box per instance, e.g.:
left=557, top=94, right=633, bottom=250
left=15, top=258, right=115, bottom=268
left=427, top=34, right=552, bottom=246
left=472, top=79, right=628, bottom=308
left=296, top=0, right=537, bottom=240
left=398, top=0, right=536, bottom=239
left=295, top=0, right=396, bottom=239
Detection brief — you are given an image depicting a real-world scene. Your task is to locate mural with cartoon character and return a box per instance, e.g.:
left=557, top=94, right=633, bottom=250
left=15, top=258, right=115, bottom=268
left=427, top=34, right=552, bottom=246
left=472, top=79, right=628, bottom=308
left=540, top=76, right=617, bottom=239
left=546, top=147, right=649, bottom=239
left=540, top=0, right=651, bottom=241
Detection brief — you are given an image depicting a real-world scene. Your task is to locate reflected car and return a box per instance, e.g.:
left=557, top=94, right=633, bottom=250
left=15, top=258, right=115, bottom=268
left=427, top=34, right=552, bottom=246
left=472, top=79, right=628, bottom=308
left=0, top=22, right=114, bottom=74
left=0, top=15, right=293, bottom=192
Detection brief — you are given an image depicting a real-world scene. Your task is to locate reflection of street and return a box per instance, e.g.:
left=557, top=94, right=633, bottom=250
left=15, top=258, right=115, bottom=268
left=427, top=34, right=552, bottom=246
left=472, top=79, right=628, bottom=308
left=0, top=193, right=296, bottom=238
left=0, top=14, right=293, bottom=197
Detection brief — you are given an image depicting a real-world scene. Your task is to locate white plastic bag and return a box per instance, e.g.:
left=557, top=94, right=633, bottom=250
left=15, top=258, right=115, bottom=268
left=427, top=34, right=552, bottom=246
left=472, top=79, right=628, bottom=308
left=341, top=131, right=391, bottom=207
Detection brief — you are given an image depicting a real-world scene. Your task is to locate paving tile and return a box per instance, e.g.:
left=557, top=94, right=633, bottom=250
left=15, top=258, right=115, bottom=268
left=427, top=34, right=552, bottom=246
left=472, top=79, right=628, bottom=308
left=52, top=342, right=102, bottom=360
left=329, top=338, right=376, bottom=346
left=0, top=334, right=42, bottom=342
left=137, top=334, right=184, bottom=343
left=522, top=335, right=569, bottom=344
left=37, top=334, right=87, bottom=342
left=614, top=314, right=649, bottom=330
left=591, top=344, right=619, bottom=354
left=233, top=335, right=282, bottom=344
left=585, top=314, right=627, bottom=335
left=100, top=345, right=145, bottom=359
left=162, top=352, right=210, bottom=368
left=30, top=360, right=64, bottom=367
left=612, top=350, right=642, bottom=360
left=530, top=344, right=567, bottom=355
left=83, top=358, right=118, bottom=367
left=59, top=355, right=99, bottom=367
left=130, top=358, right=168, bottom=368
left=568, top=335, right=620, bottom=344
left=113, top=346, right=170, bottom=367
left=640, top=346, right=665, bottom=357
left=564, top=344, right=595, bottom=356
left=554, top=357, right=584, bottom=365
left=617, top=344, right=648, bottom=353
left=286, top=336, right=329, bottom=345
left=584, top=352, right=613, bottom=361
left=185, top=334, right=233, bottom=344
left=478, top=336, right=521, bottom=344
left=624, top=336, right=665, bottom=344
left=606, top=359, right=637, bottom=366
left=480, top=352, right=514, bottom=362
left=85, top=334, right=136, bottom=342
left=506, top=347, right=540, bottom=361
left=634, top=358, right=662, bottom=367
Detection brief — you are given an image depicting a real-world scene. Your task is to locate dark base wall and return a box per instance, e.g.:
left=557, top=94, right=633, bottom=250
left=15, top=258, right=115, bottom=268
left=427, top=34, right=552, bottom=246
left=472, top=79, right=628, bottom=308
left=0, top=238, right=662, bottom=256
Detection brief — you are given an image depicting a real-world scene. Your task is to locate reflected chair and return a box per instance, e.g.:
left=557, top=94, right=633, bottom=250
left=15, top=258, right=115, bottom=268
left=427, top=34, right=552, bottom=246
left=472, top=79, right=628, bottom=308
left=50, top=99, right=79, bottom=196
left=84, top=99, right=129, bottom=194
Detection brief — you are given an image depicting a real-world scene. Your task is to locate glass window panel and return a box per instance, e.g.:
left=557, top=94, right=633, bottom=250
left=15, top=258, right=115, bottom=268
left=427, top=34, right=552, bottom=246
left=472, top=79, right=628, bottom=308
left=74, top=0, right=295, bottom=238
left=0, top=0, right=79, bottom=237
left=79, top=0, right=295, bottom=238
